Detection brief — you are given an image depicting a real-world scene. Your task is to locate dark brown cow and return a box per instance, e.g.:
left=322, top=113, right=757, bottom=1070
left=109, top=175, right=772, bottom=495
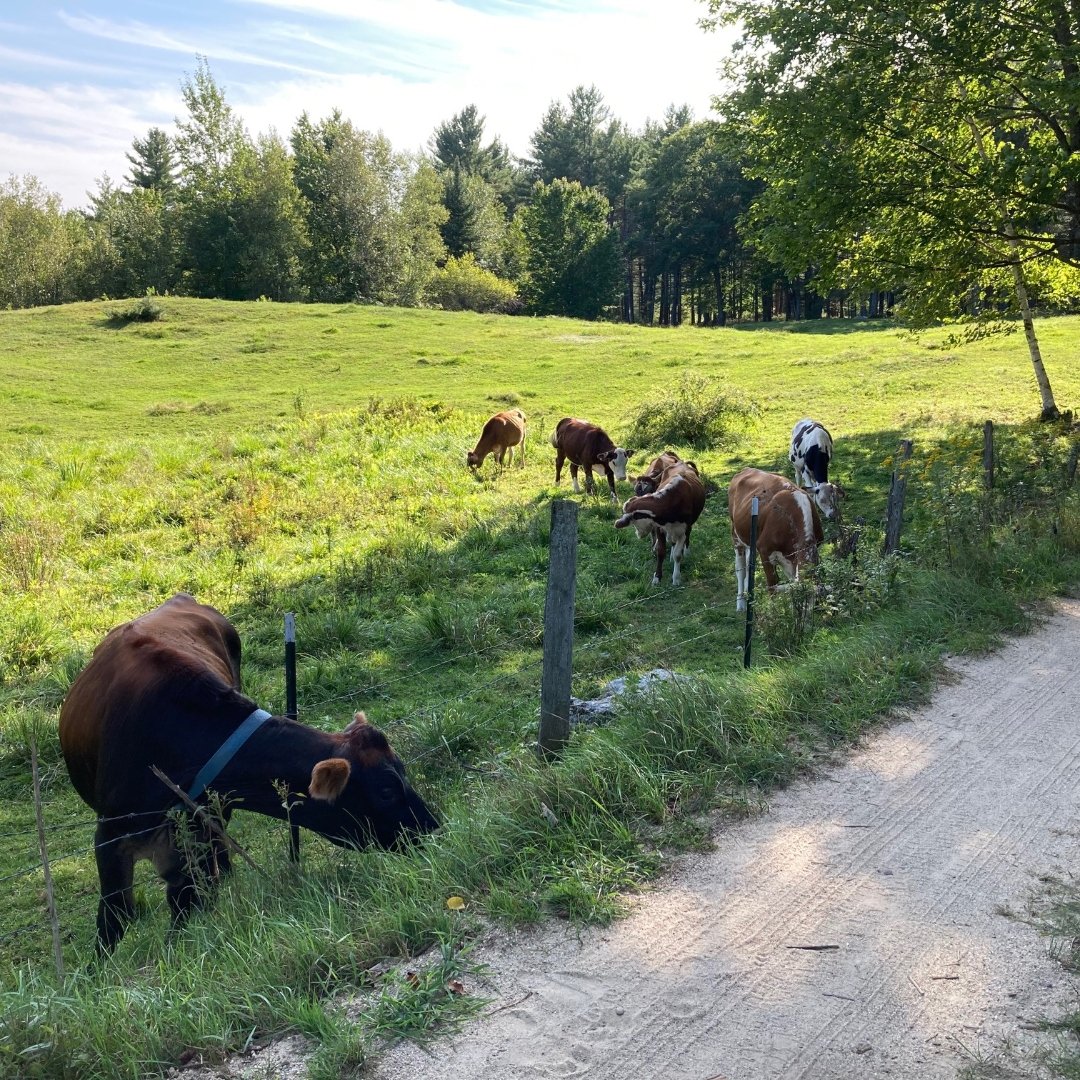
left=615, top=452, right=706, bottom=585
left=59, top=593, right=437, bottom=953
left=727, top=468, right=823, bottom=611
left=467, top=408, right=526, bottom=470
left=549, top=417, right=630, bottom=502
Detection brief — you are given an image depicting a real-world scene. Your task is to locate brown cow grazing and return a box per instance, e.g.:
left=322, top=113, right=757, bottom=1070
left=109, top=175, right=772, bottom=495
left=59, top=593, right=438, bottom=954
left=467, top=408, right=526, bottom=470
left=727, top=467, right=823, bottom=611
left=615, top=452, right=706, bottom=585
left=550, top=417, right=630, bottom=502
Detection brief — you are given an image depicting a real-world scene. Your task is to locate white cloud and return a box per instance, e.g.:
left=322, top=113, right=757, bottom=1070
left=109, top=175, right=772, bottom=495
left=7, top=0, right=736, bottom=207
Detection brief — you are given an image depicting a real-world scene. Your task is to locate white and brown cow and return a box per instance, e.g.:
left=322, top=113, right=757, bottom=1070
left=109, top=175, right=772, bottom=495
left=550, top=418, right=630, bottom=502
left=789, top=418, right=843, bottom=520
left=467, top=409, right=526, bottom=470
left=615, top=452, right=706, bottom=585
left=728, top=467, right=823, bottom=611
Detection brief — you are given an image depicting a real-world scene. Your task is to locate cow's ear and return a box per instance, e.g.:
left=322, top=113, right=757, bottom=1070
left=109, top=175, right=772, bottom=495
left=597, top=450, right=614, bottom=463
left=344, top=710, right=369, bottom=734
left=309, top=758, right=351, bottom=802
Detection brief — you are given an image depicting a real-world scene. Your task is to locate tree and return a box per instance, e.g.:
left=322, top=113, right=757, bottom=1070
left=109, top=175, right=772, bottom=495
left=431, top=105, right=529, bottom=212
left=125, top=128, right=178, bottom=198
left=528, top=85, right=638, bottom=202
left=700, top=0, right=1076, bottom=417
left=518, top=179, right=621, bottom=319
left=173, top=59, right=252, bottom=297
left=0, top=175, right=81, bottom=308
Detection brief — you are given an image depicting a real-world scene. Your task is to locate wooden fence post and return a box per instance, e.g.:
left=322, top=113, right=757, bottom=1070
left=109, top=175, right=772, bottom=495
left=538, top=500, right=578, bottom=758
left=884, top=439, right=914, bottom=555
left=284, top=613, right=300, bottom=862
left=31, top=734, right=64, bottom=982
left=983, top=420, right=994, bottom=490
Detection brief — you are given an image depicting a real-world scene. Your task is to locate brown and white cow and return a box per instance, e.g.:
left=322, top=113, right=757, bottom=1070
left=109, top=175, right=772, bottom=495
left=467, top=408, right=526, bottom=470
left=727, top=468, right=823, bottom=611
left=59, top=593, right=438, bottom=953
left=615, top=452, right=706, bottom=585
left=789, top=418, right=843, bottom=520
left=550, top=417, right=630, bottom=502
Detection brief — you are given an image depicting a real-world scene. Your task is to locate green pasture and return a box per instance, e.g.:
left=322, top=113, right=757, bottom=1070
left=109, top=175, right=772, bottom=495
left=1, top=298, right=1079, bottom=1078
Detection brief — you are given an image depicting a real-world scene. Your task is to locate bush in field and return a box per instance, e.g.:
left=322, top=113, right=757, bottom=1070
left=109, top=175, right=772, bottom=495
left=428, top=254, right=520, bottom=314
left=624, top=372, right=758, bottom=450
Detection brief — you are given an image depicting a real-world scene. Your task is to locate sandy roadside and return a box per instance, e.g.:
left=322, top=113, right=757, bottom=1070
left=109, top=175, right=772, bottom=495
left=368, top=600, right=1080, bottom=1080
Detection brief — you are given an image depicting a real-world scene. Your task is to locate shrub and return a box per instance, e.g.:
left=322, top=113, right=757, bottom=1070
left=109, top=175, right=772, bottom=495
left=428, top=254, right=520, bottom=314
left=624, top=372, right=758, bottom=450
left=107, top=295, right=165, bottom=325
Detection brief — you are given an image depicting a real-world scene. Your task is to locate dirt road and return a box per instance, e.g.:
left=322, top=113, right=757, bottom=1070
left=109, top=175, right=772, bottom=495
left=374, top=601, right=1080, bottom=1080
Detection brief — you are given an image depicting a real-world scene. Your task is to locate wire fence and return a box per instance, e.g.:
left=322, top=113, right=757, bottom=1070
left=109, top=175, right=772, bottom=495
left=9, top=420, right=1075, bottom=967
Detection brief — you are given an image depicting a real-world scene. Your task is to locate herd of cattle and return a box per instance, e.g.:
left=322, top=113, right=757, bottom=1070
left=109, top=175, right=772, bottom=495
left=58, top=409, right=842, bottom=954
left=469, top=408, right=843, bottom=602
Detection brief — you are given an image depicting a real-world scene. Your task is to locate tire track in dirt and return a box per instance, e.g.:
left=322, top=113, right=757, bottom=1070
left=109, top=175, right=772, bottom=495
left=374, top=600, right=1080, bottom=1080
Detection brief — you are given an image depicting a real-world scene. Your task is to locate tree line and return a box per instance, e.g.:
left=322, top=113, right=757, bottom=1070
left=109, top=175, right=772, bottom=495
left=1, top=62, right=822, bottom=325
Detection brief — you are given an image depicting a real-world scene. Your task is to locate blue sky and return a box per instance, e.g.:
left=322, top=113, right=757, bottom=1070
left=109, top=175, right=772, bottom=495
left=1, top=0, right=732, bottom=208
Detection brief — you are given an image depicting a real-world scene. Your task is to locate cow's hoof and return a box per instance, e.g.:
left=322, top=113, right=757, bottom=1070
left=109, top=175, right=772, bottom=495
left=651, top=574, right=661, bottom=586
left=736, top=598, right=747, bottom=612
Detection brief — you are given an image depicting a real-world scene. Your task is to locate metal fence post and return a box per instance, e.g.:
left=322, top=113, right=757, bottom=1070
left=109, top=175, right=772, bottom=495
left=284, top=612, right=300, bottom=861
left=983, top=420, right=994, bottom=490
left=743, top=496, right=759, bottom=669
left=538, top=500, right=578, bottom=758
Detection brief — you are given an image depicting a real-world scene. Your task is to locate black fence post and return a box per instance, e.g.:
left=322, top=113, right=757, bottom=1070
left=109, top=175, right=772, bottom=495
left=539, top=500, right=578, bottom=758
left=285, top=612, right=300, bottom=862
left=743, top=497, right=759, bottom=669
left=983, top=421, right=994, bottom=490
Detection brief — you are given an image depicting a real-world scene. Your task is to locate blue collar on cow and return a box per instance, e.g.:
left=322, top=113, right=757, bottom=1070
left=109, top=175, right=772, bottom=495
left=185, top=708, right=273, bottom=803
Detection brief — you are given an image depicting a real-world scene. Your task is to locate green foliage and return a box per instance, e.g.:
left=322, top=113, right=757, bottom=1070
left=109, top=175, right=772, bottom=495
left=623, top=371, right=758, bottom=450
left=518, top=179, right=621, bottom=318
left=125, top=127, right=178, bottom=197
left=428, top=254, right=519, bottom=314
left=106, top=295, right=166, bottom=325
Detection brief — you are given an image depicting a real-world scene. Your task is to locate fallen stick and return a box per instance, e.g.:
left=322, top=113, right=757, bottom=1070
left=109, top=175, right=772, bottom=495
left=786, top=944, right=840, bottom=951
left=484, top=990, right=534, bottom=1016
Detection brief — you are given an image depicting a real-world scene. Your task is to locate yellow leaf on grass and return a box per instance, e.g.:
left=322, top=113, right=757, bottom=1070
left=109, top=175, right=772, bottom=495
left=447, top=895, right=466, bottom=911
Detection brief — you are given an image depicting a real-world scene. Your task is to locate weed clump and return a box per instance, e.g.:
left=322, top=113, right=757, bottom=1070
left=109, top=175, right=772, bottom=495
left=107, top=296, right=165, bottom=325
left=624, top=372, right=758, bottom=450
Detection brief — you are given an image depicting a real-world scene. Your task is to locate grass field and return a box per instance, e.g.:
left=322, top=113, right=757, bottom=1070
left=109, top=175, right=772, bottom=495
left=1, top=298, right=1079, bottom=1078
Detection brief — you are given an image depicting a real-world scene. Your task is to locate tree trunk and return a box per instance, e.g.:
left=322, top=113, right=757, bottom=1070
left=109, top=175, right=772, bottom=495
left=966, top=109, right=1061, bottom=420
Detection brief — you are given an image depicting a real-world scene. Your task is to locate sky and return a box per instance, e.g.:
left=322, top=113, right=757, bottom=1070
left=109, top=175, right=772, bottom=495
left=1, top=0, right=735, bottom=210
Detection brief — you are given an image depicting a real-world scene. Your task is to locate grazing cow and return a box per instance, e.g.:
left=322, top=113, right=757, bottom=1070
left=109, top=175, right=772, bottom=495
left=789, top=418, right=843, bottom=520
left=467, top=408, right=526, bottom=470
left=59, top=593, right=438, bottom=954
left=550, top=417, right=630, bottom=502
left=728, top=468, right=824, bottom=611
left=615, top=452, right=706, bottom=585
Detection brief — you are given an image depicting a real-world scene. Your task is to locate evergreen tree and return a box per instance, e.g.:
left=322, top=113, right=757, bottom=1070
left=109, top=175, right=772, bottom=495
left=125, top=128, right=178, bottom=197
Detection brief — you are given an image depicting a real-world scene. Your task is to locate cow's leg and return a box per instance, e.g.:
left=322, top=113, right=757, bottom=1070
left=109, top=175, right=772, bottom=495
left=94, top=822, right=137, bottom=954
left=668, top=525, right=688, bottom=586
left=793, top=460, right=806, bottom=487
left=497, top=446, right=507, bottom=466
left=555, top=451, right=566, bottom=485
left=652, top=531, right=667, bottom=586
left=573, top=463, right=585, bottom=494
left=761, top=556, right=780, bottom=591
left=734, top=541, right=748, bottom=611
left=604, top=465, right=617, bottom=502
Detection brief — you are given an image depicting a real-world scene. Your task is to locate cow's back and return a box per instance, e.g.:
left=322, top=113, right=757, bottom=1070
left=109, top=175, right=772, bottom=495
left=59, top=594, right=242, bottom=812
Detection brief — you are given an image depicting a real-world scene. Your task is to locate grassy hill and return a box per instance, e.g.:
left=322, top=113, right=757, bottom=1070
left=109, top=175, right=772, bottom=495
left=1, top=299, right=1078, bottom=1078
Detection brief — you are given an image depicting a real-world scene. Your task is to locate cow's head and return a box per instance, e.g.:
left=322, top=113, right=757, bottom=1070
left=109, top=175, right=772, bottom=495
left=597, top=448, right=631, bottom=481
left=466, top=450, right=481, bottom=469
left=808, top=481, right=844, bottom=521
left=306, top=712, right=438, bottom=849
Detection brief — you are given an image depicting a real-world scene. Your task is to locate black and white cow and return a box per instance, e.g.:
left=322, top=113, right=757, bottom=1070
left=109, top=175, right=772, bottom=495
left=789, top=418, right=842, bottom=521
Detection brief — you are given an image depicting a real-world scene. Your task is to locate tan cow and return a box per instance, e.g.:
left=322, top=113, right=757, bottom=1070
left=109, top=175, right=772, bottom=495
left=467, top=409, right=526, bottom=470
left=727, top=467, right=823, bottom=611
